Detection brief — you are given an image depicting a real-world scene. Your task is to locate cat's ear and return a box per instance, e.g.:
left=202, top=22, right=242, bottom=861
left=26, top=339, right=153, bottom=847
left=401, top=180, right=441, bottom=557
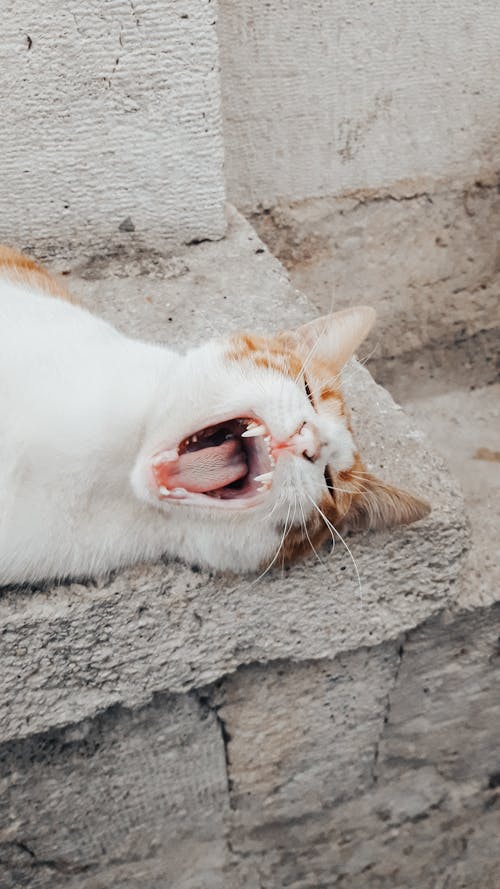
left=335, top=471, right=431, bottom=533
left=280, top=306, right=376, bottom=368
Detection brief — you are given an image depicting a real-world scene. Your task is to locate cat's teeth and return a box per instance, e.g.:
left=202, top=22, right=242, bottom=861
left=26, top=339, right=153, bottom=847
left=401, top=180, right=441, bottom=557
left=254, top=472, right=273, bottom=484
left=242, top=423, right=267, bottom=438
left=153, top=448, right=178, bottom=466
left=159, top=486, right=170, bottom=496
left=191, top=434, right=198, bottom=442
left=171, top=487, right=188, bottom=497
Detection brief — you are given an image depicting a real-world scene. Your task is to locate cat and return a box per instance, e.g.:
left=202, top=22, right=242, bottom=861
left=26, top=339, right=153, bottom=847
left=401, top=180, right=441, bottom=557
left=0, top=246, right=430, bottom=585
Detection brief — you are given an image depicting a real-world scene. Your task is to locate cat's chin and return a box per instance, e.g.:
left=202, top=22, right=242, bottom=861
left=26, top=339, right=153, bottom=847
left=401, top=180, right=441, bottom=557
left=136, top=415, right=279, bottom=511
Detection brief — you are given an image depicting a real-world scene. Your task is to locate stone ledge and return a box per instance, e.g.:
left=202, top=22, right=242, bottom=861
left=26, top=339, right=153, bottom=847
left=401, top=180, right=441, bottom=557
left=0, top=208, right=467, bottom=743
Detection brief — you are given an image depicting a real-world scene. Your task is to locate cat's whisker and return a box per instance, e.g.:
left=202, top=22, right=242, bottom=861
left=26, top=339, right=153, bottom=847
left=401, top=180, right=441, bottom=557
left=325, top=483, right=364, bottom=495
left=305, top=493, right=364, bottom=605
left=293, top=326, right=329, bottom=385
left=261, top=491, right=285, bottom=521
left=251, top=500, right=294, bottom=585
left=297, top=496, right=325, bottom=565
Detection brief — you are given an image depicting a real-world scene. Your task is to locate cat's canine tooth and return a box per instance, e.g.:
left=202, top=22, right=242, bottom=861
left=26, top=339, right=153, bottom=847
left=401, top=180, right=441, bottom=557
left=171, top=487, right=188, bottom=497
left=153, top=448, right=178, bottom=466
left=159, top=486, right=170, bottom=496
left=242, top=423, right=267, bottom=438
left=191, top=434, right=198, bottom=442
left=254, top=472, right=273, bottom=484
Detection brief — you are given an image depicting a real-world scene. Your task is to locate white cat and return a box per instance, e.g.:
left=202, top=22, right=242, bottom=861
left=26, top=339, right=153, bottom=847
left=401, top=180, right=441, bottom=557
left=0, top=247, right=429, bottom=585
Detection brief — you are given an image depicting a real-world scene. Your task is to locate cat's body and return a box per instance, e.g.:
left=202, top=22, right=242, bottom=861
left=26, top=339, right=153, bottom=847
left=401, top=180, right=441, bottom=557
left=0, top=248, right=430, bottom=585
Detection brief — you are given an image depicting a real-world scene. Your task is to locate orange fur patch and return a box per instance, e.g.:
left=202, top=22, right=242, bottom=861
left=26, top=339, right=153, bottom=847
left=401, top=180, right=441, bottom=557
left=0, top=245, right=75, bottom=303
left=227, top=332, right=304, bottom=379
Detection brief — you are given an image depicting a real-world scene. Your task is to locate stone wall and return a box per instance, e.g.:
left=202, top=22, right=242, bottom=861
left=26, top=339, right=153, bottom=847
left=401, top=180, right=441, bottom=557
left=0, top=0, right=226, bottom=259
left=217, top=0, right=500, bottom=364
left=218, top=0, right=500, bottom=210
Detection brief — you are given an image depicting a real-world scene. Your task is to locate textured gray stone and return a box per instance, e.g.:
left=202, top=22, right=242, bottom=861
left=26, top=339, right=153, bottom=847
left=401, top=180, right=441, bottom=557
left=0, top=0, right=226, bottom=257
left=0, top=210, right=465, bottom=744
left=0, top=694, right=228, bottom=888
left=248, top=180, right=500, bottom=365
left=218, top=605, right=500, bottom=889
left=218, top=0, right=500, bottom=209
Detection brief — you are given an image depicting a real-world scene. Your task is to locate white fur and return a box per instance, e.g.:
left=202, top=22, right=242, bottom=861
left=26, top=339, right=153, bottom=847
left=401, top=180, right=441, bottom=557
left=0, top=280, right=357, bottom=584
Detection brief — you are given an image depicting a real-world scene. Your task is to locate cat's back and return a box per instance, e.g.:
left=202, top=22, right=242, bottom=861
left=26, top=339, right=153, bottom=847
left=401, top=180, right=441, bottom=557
left=0, top=245, right=127, bottom=445
left=0, top=245, right=74, bottom=304
left=0, top=245, right=120, bottom=361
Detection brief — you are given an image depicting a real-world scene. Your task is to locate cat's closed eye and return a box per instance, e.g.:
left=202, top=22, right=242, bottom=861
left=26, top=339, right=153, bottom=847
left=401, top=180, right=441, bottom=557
left=303, top=375, right=315, bottom=407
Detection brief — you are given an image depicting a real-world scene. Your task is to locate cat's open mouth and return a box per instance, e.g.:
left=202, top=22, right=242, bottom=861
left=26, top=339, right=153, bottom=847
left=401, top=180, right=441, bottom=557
left=152, top=418, right=275, bottom=509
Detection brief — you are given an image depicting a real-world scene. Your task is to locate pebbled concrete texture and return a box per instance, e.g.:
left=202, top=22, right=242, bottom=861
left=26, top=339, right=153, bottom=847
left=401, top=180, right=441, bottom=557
left=0, top=0, right=226, bottom=258
left=3, top=209, right=495, bottom=888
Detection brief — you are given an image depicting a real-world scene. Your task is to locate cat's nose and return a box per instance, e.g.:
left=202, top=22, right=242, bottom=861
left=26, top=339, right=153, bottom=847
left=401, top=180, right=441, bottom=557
left=271, top=421, right=322, bottom=462
left=291, top=421, right=322, bottom=462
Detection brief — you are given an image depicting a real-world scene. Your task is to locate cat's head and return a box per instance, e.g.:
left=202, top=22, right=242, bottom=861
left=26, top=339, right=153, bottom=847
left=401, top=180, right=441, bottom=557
left=132, top=307, right=430, bottom=572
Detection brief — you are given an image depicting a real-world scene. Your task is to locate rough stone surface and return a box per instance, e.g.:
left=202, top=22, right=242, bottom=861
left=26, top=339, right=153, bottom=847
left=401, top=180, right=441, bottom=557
left=403, top=383, right=500, bottom=612
left=215, top=605, right=500, bottom=889
left=0, top=0, right=226, bottom=258
left=0, top=210, right=465, bottom=745
left=0, top=694, right=228, bottom=888
left=218, top=0, right=500, bottom=209
left=249, top=180, right=500, bottom=364
left=3, top=602, right=497, bottom=888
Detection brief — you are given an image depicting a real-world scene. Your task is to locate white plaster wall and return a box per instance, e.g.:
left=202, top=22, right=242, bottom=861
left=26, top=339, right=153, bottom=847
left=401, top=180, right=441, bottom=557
left=0, top=0, right=226, bottom=256
left=218, top=0, right=500, bottom=209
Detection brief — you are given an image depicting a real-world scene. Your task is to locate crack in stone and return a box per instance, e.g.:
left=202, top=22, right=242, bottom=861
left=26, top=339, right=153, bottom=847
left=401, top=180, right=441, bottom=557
left=194, top=687, right=233, bottom=798
left=371, top=635, right=407, bottom=785
left=2, top=840, right=92, bottom=875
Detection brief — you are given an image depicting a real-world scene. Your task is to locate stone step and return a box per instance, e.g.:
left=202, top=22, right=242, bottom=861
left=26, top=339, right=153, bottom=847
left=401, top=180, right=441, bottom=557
left=0, top=207, right=466, bottom=743
left=2, top=207, right=486, bottom=889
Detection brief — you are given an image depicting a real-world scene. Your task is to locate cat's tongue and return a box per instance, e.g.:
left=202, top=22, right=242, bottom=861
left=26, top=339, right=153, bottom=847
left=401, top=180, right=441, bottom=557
left=165, top=439, right=248, bottom=493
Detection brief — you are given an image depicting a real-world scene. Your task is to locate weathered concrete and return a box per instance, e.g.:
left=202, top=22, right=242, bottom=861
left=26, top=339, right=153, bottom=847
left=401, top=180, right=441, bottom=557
left=249, top=179, right=500, bottom=365
left=403, top=383, right=500, bottom=612
left=218, top=1, right=500, bottom=367
left=0, top=0, right=226, bottom=257
left=216, top=605, right=500, bottom=889
left=0, top=694, right=228, bottom=888
left=2, top=607, right=498, bottom=888
left=218, top=0, right=500, bottom=210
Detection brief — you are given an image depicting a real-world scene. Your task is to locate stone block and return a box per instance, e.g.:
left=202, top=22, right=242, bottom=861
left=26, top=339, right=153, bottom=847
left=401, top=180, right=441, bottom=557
left=218, top=0, right=500, bottom=209
left=0, top=0, right=225, bottom=258
left=0, top=695, right=227, bottom=888
left=218, top=606, right=500, bottom=889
